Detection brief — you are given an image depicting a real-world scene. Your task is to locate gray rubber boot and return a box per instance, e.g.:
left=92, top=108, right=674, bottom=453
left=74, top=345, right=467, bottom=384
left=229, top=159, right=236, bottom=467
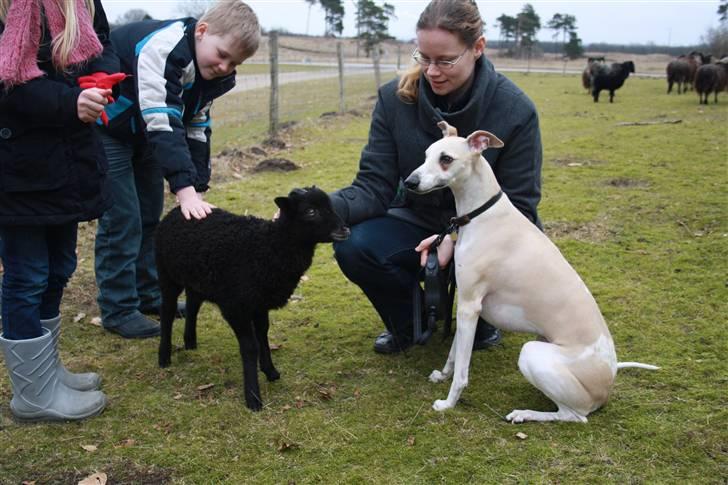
left=41, top=315, right=101, bottom=391
left=0, top=329, right=107, bottom=422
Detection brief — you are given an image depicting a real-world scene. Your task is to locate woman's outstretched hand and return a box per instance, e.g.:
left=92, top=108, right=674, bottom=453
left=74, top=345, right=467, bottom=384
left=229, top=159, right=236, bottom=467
left=415, top=234, right=454, bottom=268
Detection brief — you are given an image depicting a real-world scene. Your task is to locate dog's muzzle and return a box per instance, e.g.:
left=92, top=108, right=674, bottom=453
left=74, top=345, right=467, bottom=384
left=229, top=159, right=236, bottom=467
left=404, top=174, right=420, bottom=191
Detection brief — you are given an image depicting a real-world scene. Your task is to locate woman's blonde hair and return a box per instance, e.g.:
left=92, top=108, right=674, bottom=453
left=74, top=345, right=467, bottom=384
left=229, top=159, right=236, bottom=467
left=397, top=0, right=484, bottom=103
left=200, top=0, right=261, bottom=60
left=0, top=0, right=96, bottom=71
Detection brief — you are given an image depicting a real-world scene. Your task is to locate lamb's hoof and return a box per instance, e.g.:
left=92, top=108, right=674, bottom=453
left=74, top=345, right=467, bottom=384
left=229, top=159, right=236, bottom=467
left=158, top=358, right=171, bottom=368
left=429, top=370, right=448, bottom=383
left=264, top=369, right=280, bottom=382
left=432, top=399, right=452, bottom=411
left=246, top=400, right=263, bottom=412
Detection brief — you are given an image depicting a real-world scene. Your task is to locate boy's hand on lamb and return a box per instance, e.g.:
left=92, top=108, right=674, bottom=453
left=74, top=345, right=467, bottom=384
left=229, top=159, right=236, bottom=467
left=415, top=234, right=454, bottom=268
left=77, top=88, right=112, bottom=123
left=176, top=186, right=215, bottom=220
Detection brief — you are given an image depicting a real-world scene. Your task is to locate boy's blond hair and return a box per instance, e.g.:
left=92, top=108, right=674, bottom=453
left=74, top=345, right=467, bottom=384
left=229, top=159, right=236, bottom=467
left=200, top=0, right=261, bottom=59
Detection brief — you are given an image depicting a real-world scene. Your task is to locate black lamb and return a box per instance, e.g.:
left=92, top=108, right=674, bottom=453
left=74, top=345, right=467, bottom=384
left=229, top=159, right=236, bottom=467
left=155, top=187, right=350, bottom=411
left=591, top=61, right=635, bottom=103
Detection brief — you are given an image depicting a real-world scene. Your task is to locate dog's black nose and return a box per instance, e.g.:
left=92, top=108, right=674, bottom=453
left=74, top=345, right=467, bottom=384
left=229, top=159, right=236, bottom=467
left=404, top=174, right=420, bottom=190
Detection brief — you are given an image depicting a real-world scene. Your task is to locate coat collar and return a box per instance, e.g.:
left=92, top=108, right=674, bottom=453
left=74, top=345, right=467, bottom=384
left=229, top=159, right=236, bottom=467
left=417, top=57, right=498, bottom=138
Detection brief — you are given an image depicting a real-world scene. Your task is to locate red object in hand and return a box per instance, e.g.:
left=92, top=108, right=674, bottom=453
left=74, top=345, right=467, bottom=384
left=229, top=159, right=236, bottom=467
left=77, top=72, right=128, bottom=126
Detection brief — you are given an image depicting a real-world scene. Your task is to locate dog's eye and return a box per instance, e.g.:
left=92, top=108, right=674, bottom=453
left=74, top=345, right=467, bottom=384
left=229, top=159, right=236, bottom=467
left=440, top=154, right=453, bottom=165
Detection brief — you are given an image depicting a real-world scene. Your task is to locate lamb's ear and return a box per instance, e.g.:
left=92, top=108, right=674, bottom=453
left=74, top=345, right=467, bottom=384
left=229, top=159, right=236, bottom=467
left=437, top=121, right=458, bottom=138
left=274, top=196, right=293, bottom=213
left=466, top=130, right=504, bottom=153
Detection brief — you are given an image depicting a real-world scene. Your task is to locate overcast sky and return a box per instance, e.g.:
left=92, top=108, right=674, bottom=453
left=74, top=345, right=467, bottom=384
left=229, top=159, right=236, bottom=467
left=102, top=1, right=723, bottom=46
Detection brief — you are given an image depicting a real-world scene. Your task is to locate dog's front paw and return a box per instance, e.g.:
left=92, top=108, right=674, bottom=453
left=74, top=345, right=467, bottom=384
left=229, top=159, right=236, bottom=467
left=429, top=370, right=447, bottom=383
left=432, top=399, right=453, bottom=411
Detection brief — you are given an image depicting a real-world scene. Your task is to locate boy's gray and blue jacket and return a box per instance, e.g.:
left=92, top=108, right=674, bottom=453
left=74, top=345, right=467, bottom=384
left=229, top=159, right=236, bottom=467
left=0, top=0, right=117, bottom=226
left=331, top=57, right=542, bottom=232
left=102, top=18, right=235, bottom=193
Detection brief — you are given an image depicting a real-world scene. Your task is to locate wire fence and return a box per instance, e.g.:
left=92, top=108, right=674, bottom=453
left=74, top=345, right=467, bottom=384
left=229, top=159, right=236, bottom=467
left=211, top=35, right=409, bottom=149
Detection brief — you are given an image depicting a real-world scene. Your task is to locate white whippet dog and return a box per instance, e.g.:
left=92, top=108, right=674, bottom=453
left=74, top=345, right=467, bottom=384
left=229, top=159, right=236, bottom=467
left=404, top=121, right=657, bottom=423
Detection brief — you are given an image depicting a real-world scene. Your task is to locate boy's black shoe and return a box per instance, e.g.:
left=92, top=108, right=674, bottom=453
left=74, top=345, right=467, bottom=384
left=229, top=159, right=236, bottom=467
left=373, top=331, right=413, bottom=354
left=140, top=301, right=186, bottom=319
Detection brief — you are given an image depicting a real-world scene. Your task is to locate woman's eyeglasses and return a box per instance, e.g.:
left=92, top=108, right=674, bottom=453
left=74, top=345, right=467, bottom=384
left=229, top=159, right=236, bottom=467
left=412, top=48, right=469, bottom=70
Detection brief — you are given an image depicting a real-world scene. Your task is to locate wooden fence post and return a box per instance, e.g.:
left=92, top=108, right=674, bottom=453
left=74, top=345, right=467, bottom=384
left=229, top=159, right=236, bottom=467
left=337, top=42, right=345, bottom=113
left=372, top=44, right=382, bottom=91
left=269, top=31, right=279, bottom=137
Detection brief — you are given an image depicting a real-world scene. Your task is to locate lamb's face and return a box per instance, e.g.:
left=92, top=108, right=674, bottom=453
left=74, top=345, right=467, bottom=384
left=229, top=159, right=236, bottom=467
left=275, top=187, right=350, bottom=242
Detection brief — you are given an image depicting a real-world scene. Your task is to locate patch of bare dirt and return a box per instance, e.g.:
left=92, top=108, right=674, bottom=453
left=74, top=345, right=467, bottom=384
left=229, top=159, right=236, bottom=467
left=549, top=156, right=607, bottom=167
left=544, top=219, right=615, bottom=242
left=26, top=461, right=174, bottom=485
left=605, top=177, right=650, bottom=188
left=253, top=158, right=300, bottom=172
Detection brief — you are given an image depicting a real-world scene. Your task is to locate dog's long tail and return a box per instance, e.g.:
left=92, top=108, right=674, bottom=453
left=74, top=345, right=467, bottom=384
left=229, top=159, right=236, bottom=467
left=617, top=362, right=660, bottom=370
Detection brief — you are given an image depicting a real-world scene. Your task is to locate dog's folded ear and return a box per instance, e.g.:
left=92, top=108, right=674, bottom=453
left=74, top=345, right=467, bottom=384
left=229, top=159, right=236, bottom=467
left=437, top=121, right=458, bottom=138
left=466, top=130, right=504, bottom=153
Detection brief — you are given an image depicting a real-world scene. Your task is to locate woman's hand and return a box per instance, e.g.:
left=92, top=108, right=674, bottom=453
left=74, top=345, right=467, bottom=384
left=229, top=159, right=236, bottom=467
left=77, top=87, right=111, bottom=123
left=176, top=186, right=215, bottom=220
left=415, top=234, right=454, bottom=268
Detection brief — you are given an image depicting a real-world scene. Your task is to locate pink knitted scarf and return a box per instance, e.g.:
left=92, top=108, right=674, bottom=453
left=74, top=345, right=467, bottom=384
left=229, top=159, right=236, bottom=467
left=0, top=0, right=102, bottom=87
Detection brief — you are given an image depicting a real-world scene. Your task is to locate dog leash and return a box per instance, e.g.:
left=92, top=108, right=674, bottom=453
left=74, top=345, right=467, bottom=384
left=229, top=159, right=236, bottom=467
left=414, top=190, right=504, bottom=345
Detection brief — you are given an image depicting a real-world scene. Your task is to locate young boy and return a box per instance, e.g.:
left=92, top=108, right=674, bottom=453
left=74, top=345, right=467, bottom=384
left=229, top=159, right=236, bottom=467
left=95, top=0, right=260, bottom=338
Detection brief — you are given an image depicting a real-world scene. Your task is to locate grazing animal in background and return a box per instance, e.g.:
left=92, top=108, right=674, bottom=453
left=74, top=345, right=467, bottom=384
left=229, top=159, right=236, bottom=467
left=591, top=61, right=635, bottom=103
left=155, top=187, right=350, bottom=411
left=582, top=56, right=605, bottom=93
left=667, top=52, right=710, bottom=94
left=694, top=58, right=728, bottom=104
left=404, top=121, right=658, bottom=423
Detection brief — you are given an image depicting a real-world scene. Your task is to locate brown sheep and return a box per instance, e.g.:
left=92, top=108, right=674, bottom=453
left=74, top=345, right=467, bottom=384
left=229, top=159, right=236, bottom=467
left=582, top=56, right=605, bottom=93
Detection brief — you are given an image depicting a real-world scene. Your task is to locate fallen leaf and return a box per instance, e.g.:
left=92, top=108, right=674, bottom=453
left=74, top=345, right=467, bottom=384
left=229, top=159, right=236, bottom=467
left=114, top=438, right=136, bottom=448
left=277, top=440, right=298, bottom=452
left=515, top=432, right=528, bottom=440
left=300, top=275, right=310, bottom=282
left=407, top=435, right=416, bottom=447
left=21, top=481, right=36, bottom=485
left=90, top=317, right=102, bottom=327
left=80, top=444, right=97, bottom=452
left=197, top=383, right=215, bottom=392
left=173, top=393, right=183, bottom=400
left=281, top=404, right=292, bottom=411
left=289, top=294, right=303, bottom=301
left=73, top=312, right=86, bottom=323
left=78, top=472, right=107, bottom=485
left=269, top=343, right=282, bottom=350
left=353, top=388, right=361, bottom=399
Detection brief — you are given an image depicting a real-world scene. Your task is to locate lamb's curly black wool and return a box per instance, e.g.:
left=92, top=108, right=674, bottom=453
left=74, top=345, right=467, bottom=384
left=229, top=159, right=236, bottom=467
left=155, top=187, right=350, bottom=411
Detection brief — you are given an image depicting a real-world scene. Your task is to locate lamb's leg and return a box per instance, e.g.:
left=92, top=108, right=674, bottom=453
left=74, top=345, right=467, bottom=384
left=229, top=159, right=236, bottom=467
left=253, top=310, right=280, bottom=382
left=220, top=303, right=263, bottom=411
left=592, top=88, right=599, bottom=103
left=184, top=290, right=204, bottom=350
left=609, top=90, right=615, bottom=103
left=158, top=273, right=183, bottom=368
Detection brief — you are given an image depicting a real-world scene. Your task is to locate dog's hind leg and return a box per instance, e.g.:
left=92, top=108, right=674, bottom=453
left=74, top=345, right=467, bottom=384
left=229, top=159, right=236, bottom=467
left=505, top=340, right=607, bottom=423
left=253, top=310, right=280, bottom=382
left=432, top=299, right=481, bottom=411
left=183, top=289, right=204, bottom=350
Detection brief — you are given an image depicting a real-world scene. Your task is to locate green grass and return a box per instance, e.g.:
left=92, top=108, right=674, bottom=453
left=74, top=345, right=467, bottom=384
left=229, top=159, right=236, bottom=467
left=1, top=73, right=726, bottom=484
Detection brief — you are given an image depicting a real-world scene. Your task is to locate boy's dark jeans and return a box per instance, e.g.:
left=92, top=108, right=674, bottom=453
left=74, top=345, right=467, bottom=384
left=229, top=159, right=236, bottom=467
left=0, top=223, right=77, bottom=340
left=95, top=133, right=164, bottom=328
left=333, top=216, right=430, bottom=340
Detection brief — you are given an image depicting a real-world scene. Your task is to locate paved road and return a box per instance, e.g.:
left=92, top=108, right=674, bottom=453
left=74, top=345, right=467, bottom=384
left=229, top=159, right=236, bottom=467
left=231, top=63, right=662, bottom=93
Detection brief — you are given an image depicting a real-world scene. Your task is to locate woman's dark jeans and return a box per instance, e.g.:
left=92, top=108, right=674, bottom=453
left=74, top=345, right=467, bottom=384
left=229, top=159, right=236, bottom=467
left=334, top=216, right=432, bottom=339
left=0, top=223, right=77, bottom=340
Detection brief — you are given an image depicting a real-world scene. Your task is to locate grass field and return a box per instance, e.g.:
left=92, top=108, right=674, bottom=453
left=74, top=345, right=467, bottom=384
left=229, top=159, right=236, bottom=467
left=0, top=72, right=726, bottom=484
